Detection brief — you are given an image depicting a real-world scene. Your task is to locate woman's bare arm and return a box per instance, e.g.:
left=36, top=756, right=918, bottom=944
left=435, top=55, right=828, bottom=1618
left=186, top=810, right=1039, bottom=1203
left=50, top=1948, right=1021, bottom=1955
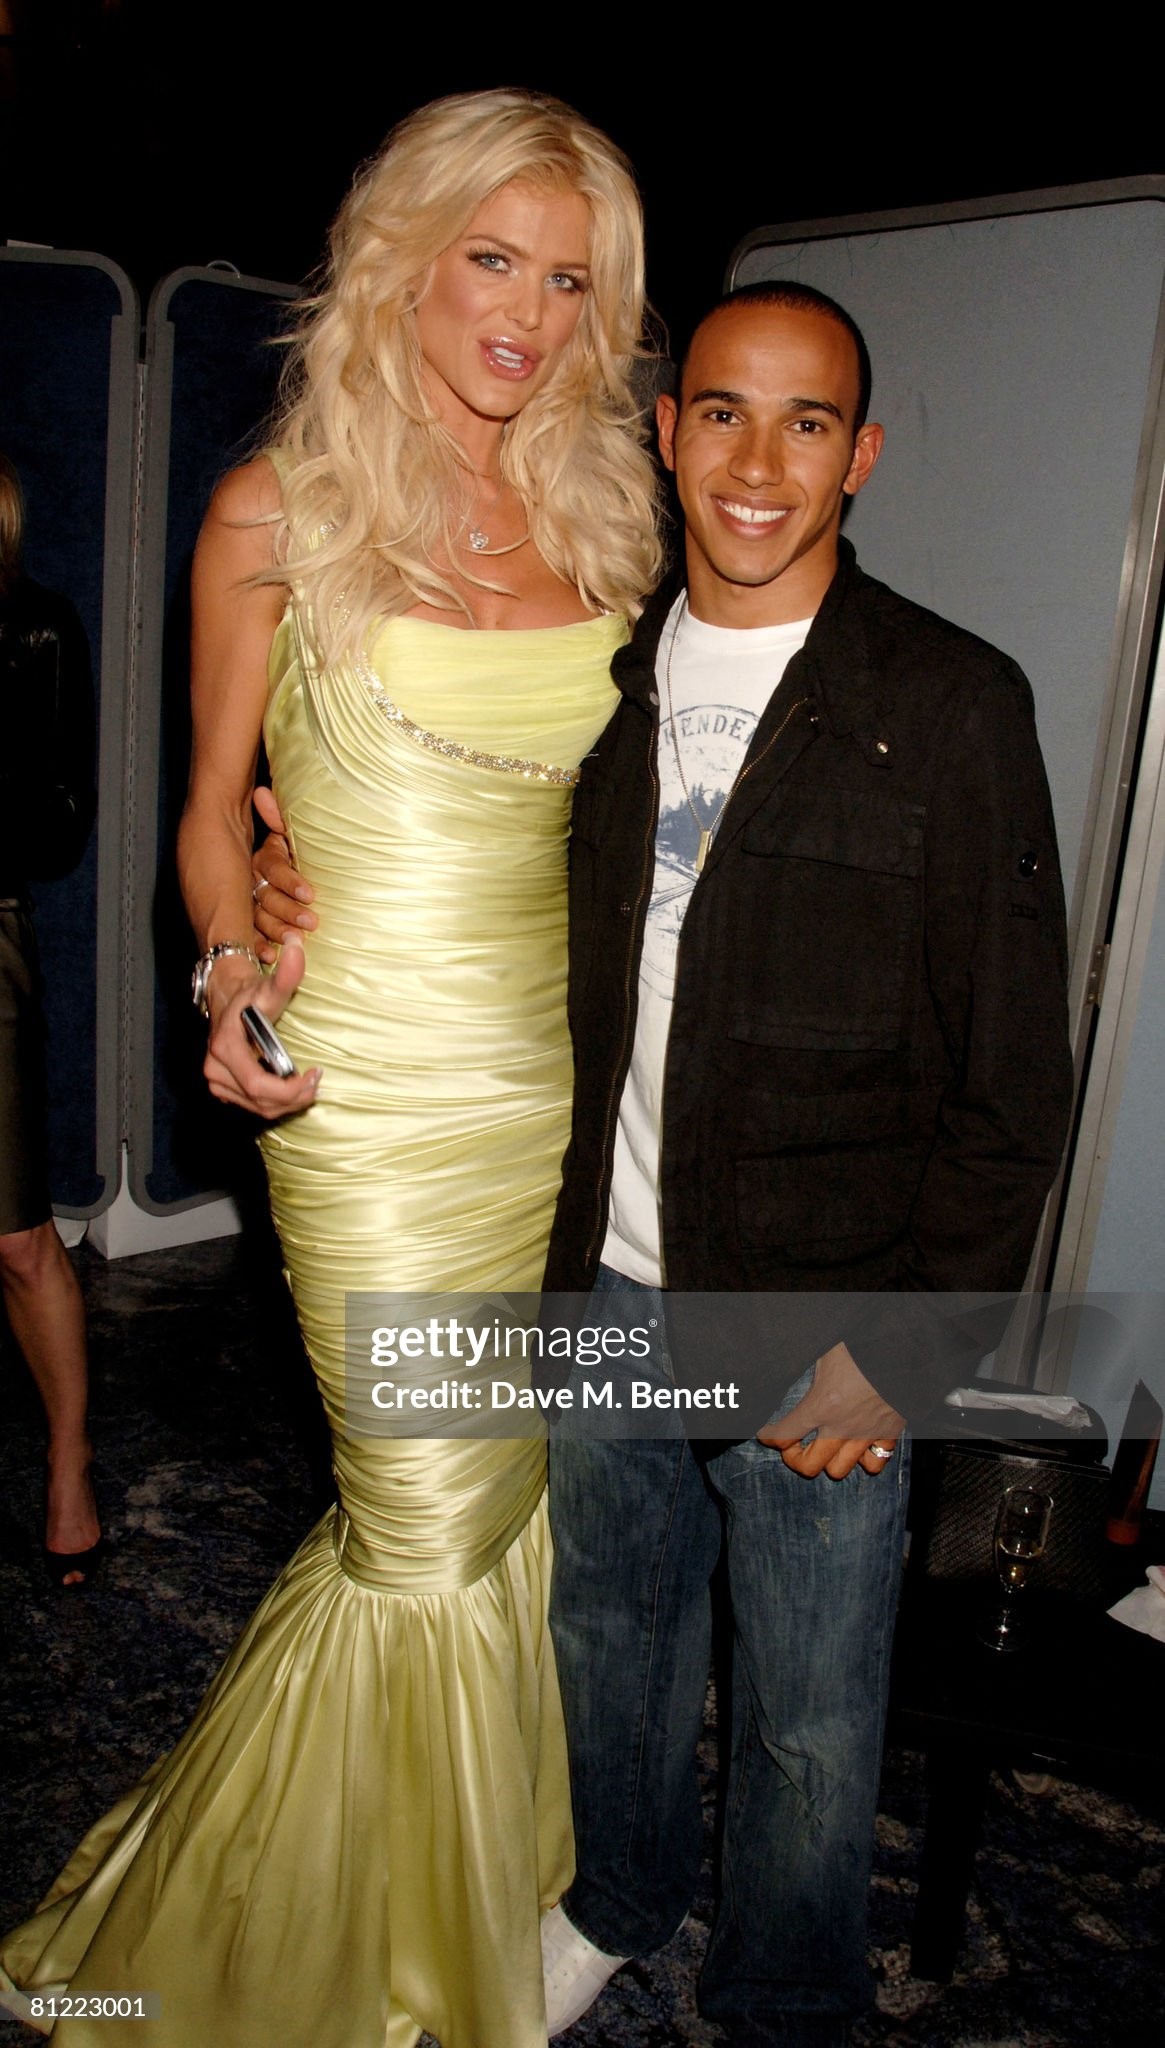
left=178, top=458, right=320, bottom=1117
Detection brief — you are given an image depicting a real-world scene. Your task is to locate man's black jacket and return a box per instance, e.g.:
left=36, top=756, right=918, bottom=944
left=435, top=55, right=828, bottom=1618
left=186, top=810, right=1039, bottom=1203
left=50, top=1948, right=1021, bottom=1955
left=543, top=542, right=1075, bottom=1419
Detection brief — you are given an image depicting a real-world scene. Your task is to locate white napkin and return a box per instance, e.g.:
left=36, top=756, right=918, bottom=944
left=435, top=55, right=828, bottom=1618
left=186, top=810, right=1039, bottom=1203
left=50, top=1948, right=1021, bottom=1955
left=945, top=1388, right=1092, bottom=1428
left=1108, top=1565, right=1165, bottom=1642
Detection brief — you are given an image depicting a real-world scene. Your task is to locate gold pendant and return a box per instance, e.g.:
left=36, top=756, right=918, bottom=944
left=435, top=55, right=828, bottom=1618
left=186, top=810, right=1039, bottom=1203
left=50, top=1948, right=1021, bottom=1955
left=696, top=828, right=712, bottom=874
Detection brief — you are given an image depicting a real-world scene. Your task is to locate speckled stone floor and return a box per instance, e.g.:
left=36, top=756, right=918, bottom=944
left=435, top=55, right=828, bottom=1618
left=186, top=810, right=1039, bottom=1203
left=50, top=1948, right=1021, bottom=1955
left=1, top=1237, right=1162, bottom=2045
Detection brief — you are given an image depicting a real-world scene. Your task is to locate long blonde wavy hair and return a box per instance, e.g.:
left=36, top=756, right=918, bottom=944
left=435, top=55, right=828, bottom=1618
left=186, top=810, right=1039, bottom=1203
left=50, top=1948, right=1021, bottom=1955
left=268, top=89, right=662, bottom=665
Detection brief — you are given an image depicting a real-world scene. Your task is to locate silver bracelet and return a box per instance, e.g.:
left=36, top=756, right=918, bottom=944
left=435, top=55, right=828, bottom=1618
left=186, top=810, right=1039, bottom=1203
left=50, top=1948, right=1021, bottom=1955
left=191, top=941, right=261, bottom=1017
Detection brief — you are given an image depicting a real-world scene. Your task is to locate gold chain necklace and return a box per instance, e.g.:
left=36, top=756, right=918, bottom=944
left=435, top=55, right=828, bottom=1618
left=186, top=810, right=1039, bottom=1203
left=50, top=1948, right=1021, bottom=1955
left=663, top=595, right=732, bottom=874
left=662, top=594, right=810, bottom=874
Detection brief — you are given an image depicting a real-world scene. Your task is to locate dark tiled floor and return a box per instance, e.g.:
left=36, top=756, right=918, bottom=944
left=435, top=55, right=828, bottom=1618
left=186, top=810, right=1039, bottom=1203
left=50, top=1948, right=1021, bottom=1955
left=1, top=1237, right=1162, bottom=2046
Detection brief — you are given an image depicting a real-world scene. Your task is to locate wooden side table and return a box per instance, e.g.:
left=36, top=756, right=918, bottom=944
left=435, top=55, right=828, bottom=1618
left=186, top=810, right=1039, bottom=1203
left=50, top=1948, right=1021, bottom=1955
left=887, top=1513, right=1165, bottom=1978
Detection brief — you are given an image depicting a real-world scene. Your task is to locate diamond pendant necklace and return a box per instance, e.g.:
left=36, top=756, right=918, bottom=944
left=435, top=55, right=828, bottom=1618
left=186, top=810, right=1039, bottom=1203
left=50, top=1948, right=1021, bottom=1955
left=465, top=521, right=530, bottom=556
left=462, top=469, right=530, bottom=556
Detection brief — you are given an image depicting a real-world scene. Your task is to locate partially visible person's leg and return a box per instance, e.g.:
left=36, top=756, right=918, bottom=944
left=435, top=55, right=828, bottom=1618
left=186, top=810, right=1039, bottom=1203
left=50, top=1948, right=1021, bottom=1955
left=701, top=1409, right=909, bottom=2047
left=547, top=1271, right=723, bottom=1958
left=0, top=1218, right=97, bottom=1571
left=0, top=903, right=98, bottom=1581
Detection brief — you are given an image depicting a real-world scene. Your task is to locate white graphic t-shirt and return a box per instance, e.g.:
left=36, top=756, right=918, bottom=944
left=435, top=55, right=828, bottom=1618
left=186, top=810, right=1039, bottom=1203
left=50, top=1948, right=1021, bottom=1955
left=601, top=595, right=813, bottom=1285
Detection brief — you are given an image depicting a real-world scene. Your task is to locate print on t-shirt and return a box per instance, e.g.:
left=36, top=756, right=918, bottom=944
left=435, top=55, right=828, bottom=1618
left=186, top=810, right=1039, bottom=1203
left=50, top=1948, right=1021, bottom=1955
left=601, top=598, right=811, bottom=1284
left=642, top=701, right=760, bottom=998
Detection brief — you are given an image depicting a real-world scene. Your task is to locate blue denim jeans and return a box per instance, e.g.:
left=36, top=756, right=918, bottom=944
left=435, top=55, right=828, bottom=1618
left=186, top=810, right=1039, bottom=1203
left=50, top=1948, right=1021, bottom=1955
left=548, top=1269, right=909, bottom=2046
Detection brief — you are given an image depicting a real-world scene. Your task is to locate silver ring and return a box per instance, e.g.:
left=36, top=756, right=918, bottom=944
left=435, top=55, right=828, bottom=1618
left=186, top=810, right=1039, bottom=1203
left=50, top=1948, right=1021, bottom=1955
left=870, top=1444, right=894, bottom=1461
left=252, top=878, right=271, bottom=902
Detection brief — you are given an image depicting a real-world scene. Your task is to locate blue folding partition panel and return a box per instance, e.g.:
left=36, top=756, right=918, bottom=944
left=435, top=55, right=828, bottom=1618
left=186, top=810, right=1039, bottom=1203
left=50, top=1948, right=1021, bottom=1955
left=128, top=267, right=297, bottom=1213
left=0, top=248, right=137, bottom=1213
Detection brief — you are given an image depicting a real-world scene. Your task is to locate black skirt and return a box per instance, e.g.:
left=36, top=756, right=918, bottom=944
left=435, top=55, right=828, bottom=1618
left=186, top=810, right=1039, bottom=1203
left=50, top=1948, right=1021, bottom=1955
left=0, top=899, right=52, bottom=1235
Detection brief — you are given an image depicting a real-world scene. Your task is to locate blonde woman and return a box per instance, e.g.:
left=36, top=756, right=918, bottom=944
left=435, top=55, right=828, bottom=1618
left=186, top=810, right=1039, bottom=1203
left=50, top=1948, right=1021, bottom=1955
left=0, top=92, right=659, bottom=2048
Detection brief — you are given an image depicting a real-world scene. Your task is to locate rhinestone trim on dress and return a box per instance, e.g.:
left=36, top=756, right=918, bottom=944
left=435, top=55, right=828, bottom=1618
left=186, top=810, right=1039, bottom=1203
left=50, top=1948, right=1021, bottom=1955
left=352, top=647, right=581, bottom=787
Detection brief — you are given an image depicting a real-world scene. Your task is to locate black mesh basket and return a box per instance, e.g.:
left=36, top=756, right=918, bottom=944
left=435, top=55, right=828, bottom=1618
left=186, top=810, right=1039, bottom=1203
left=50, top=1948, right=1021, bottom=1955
left=910, top=1435, right=1111, bottom=1603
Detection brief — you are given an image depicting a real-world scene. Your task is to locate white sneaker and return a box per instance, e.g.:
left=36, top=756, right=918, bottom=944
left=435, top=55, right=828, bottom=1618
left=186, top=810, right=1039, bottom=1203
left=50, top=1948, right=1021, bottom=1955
left=541, top=1902, right=630, bottom=2034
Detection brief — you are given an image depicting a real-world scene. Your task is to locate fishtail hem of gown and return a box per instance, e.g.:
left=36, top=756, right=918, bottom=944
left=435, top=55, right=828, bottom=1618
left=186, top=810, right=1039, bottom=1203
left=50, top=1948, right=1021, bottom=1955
left=0, top=1492, right=571, bottom=2048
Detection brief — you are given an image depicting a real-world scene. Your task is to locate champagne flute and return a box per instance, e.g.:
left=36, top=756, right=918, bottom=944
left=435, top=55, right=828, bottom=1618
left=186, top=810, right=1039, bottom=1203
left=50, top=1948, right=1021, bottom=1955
left=979, top=1484, right=1053, bottom=1651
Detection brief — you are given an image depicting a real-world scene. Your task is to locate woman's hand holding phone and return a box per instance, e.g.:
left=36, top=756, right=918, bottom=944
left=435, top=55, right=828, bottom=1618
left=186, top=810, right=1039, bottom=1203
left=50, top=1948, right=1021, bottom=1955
left=203, top=937, right=321, bottom=1119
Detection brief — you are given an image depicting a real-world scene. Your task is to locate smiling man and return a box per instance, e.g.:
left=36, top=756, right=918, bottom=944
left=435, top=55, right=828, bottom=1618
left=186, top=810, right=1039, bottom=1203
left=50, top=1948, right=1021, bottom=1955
left=660, top=293, right=881, bottom=628
left=540, top=284, right=1074, bottom=2044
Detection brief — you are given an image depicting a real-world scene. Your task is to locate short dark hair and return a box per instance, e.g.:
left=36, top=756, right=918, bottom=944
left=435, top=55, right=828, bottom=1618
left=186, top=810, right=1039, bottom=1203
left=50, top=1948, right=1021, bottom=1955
left=678, top=281, right=872, bottom=431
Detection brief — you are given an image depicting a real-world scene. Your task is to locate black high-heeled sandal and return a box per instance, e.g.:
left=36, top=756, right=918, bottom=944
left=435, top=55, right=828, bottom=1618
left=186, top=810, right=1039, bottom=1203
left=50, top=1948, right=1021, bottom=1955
left=42, top=1467, right=104, bottom=1589
left=43, top=1534, right=105, bottom=1588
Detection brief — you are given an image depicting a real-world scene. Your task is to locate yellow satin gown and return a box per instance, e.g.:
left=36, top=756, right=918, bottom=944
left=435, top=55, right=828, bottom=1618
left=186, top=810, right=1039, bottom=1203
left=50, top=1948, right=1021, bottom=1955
left=0, top=606, right=625, bottom=2047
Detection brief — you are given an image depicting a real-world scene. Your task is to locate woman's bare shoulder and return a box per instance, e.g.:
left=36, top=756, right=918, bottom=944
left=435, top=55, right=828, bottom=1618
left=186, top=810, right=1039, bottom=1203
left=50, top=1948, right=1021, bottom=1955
left=196, top=457, right=284, bottom=590
left=208, top=454, right=283, bottom=527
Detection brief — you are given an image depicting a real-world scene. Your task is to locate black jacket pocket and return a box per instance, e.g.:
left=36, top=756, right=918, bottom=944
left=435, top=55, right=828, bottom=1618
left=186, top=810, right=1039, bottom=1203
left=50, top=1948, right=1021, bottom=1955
left=730, top=787, right=924, bottom=1051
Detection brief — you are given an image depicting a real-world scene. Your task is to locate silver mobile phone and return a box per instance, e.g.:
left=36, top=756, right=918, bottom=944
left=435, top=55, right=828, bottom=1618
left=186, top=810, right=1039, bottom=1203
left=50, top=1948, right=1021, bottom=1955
left=241, top=1003, right=298, bottom=1078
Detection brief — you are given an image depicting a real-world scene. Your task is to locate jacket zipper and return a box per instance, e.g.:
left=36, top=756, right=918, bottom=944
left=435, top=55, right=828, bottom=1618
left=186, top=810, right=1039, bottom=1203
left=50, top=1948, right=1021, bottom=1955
left=715, top=695, right=813, bottom=834
left=583, top=693, right=815, bottom=1275
left=584, top=734, right=660, bottom=1273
